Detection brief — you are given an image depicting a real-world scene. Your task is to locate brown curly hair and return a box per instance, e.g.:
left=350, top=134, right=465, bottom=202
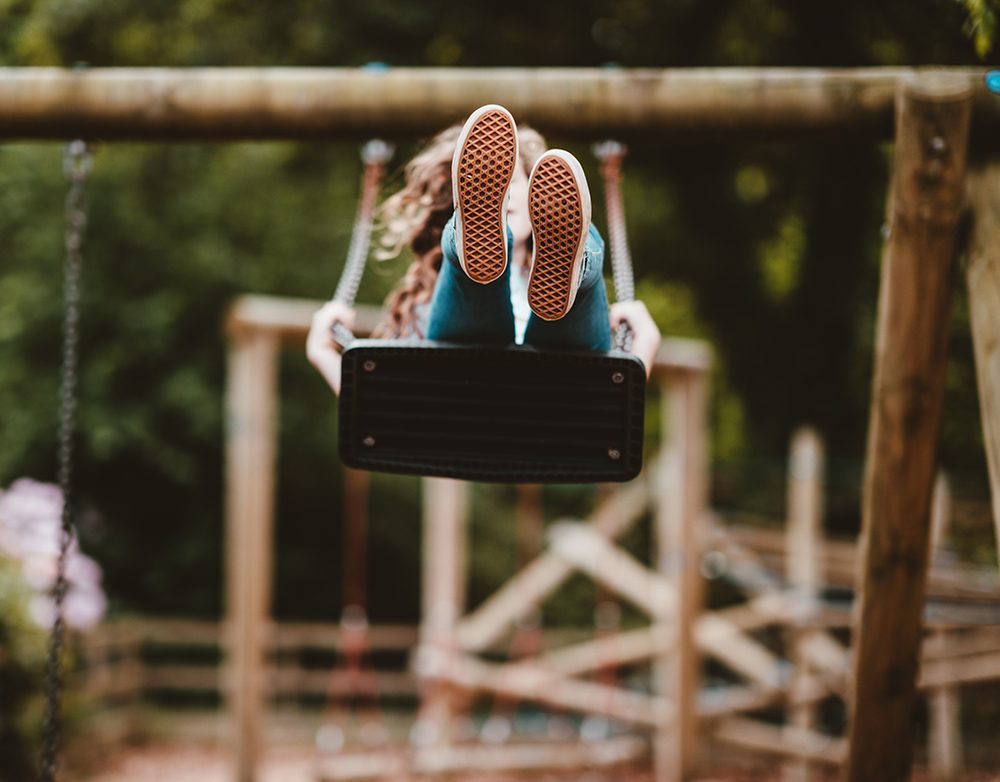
left=372, top=123, right=547, bottom=338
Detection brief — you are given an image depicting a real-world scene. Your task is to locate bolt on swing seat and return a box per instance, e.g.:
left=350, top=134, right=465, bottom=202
left=333, top=140, right=645, bottom=484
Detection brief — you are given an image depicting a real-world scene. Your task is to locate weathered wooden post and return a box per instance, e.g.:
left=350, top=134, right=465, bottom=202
left=415, top=477, right=468, bottom=749
left=966, top=163, right=1000, bottom=566
left=224, top=324, right=281, bottom=782
left=783, top=427, right=825, bottom=782
left=656, top=370, right=709, bottom=780
left=846, top=73, right=971, bottom=782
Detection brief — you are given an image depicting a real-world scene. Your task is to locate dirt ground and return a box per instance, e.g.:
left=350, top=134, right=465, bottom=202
left=69, top=708, right=1000, bottom=782
left=77, top=742, right=1000, bottom=782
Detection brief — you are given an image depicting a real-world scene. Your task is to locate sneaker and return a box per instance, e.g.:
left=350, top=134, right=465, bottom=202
left=452, top=104, right=519, bottom=284
left=526, top=150, right=592, bottom=321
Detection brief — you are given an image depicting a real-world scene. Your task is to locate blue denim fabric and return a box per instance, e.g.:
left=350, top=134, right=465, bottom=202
left=425, top=212, right=612, bottom=352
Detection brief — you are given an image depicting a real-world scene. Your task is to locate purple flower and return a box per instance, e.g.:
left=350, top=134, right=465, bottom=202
left=0, top=478, right=107, bottom=631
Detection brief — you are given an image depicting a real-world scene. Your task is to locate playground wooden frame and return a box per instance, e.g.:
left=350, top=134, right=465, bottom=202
left=3, top=65, right=999, bottom=782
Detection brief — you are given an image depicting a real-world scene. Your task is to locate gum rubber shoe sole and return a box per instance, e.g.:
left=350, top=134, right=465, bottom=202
left=453, top=105, right=518, bottom=284
left=527, top=151, right=591, bottom=321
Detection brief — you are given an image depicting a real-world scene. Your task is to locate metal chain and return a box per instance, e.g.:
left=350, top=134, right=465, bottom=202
left=329, top=140, right=394, bottom=349
left=40, top=140, right=91, bottom=782
left=592, top=141, right=635, bottom=354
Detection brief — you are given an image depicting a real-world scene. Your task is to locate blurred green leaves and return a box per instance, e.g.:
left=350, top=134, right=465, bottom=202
left=0, top=0, right=992, bottom=623
left=960, top=0, right=999, bottom=58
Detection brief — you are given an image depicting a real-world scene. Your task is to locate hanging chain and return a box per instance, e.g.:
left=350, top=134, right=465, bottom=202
left=40, top=140, right=92, bottom=782
left=593, top=140, right=635, bottom=354
left=329, top=140, right=394, bottom=349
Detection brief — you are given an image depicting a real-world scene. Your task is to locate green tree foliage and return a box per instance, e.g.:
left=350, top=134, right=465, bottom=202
left=960, top=0, right=999, bottom=57
left=0, top=0, right=994, bottom=621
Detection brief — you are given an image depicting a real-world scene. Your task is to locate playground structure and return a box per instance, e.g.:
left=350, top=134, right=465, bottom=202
left=5, top=66, right=1000, bottom=782
left=219, top=295, right=1000, bottom=782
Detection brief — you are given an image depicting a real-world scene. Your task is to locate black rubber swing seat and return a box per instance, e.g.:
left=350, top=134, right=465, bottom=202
left=338, top=340, right=646, bottom=483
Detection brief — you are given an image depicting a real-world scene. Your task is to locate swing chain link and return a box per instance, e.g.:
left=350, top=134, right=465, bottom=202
left=592, top=141, right=635, bottom=354
left=40, top=139, right=91, bottom=782
left=330, top=140, right=395, bottom=350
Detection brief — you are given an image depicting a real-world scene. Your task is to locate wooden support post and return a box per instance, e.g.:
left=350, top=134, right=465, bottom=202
left=846, top=73, right=971, bottom=782
left=966, top=163, right=1000, bottom=567
left=655, top=372, right=709, bottom=780
left=416, top=477, right=467, bottom=747
left=928, top=473, right=963, bottom=782
left=224, top=327, right=280, bottom=782
left=783, top=427, right=825, bottom=782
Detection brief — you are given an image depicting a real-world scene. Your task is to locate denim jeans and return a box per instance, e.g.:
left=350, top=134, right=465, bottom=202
left=425, top=212, right=612, bottom=352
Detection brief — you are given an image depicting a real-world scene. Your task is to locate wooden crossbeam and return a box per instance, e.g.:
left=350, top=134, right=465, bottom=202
left=3, top=67, right=997, bottom=142
left=716, top=718, right=847, bottom=766
left=712, top=522, right=1000, bottom=602
left=548, top=523, right=786, bottom=689
left=424, top=653, right=671, bottom=728
left=534, top=624, right=671, bottom=678
left=548, top=522, right=674, bottom=618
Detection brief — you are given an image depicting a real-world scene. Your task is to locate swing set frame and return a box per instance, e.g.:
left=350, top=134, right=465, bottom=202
left=10, top=65, right=1000, bottom=782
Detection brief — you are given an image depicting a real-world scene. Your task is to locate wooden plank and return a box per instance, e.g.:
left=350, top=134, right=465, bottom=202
left=107, top=617, right=420, bottom=650
left=784, top=427, right=825, bottom=782
left=227, top=298, right=383, bottom=343
left=536, top=624, right=671, bottom=678
left=415, top=478, right=467, bottom=747
left=227, top=294, right=711, bottom=375
left=927, top=474, right=964, bottom=782
left=431, top=654, right=670, bottom=728
left=785, top=428, right=825, bottom=613
left=654, top=372, right=711, bottom=781
left=1, top=67, right=997, bottom=141
left=716, top=718, right=847, bottom=767
left=270, top=623, right=418, bottom=651
left=224, top=329, right=280, bottom=782
left=846, top=73, right=972, bottom=782
left=919, top=649, right=1000, bottom=689
left=142, top=666, right=416, bottom=698
left=693, top=615, right=784, bottom=689
left=716, top=522, right=1000, bottom=602
left=317, top=736, right=647, bottom=780
left=967, top=163, right=1000, bottom=563
left=549, top=521, right=674, bottom=618
left=921, top=626, right=1000, bottom=662
left=926, top=631, right=963, bottom=782
left=549, top=521, right=786, bottom=690
left=413, top=735, right=648, bottom=775
left=456, top=475, right=652, bottom=651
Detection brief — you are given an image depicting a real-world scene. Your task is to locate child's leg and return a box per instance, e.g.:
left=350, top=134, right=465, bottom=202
left=425, top=213, right=516, bottom=343
left=523, top=224, right=611, bottom=351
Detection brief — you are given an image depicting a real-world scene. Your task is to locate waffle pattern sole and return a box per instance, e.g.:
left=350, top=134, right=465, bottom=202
left=527, top=155, right=587, bottom=320
left=454, top=109, right=518, bottom=283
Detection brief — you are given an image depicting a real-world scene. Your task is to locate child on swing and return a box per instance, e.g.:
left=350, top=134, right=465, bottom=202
left=307, top=104, right=660, bottom=393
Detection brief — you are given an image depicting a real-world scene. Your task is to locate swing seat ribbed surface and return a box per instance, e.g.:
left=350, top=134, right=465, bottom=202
left=339, top=340, right=645, bottom=483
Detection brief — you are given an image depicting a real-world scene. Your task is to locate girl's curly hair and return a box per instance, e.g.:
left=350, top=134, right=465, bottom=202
left=372, top=123, right=547, bottom=338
